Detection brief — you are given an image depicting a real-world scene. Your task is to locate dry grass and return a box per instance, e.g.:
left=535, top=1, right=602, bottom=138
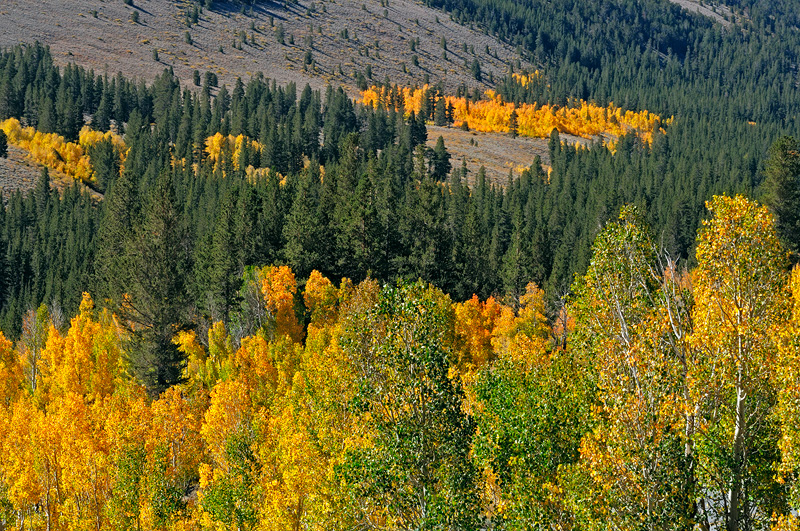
left=0, top=0, right=535, bottom=96
left=0, top=0, right=539, bottom=194
left=426, top=125, right=590, bottom=186
left=0, top=145, right=83, bottom=199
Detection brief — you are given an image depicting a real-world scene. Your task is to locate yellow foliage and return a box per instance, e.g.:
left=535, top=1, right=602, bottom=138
left=150, top=386, right=205, bottom=488
left=360, top=84, right=672, bottom=146
left=454, top=294, right=502, bottom=372
left=257, top=399, right=323, bottom=531
left=201, top=379, right=253, bottom=472
left=511, top=71, right=543, bottom=88
left=1, top=398, right=45, bottom=519
left=231, top=334, right=279, bottom=407
left=0, top=332, right=23, bottom=406
left=303, top=270, right=339, bottom=327
left=259, top=265, right=304, bottom=343
left=776, top=265, right=800, bottom=482
left=0, top=118, right=128, bottom=184
left=38, top=293, right=121, bottom=401
left=204, top=132, right=263, bottom=173
left=489, top=283, right=551, bottom=368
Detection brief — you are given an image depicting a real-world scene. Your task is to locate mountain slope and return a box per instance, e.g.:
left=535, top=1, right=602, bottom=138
left=0, top=0, right=533, bottom=94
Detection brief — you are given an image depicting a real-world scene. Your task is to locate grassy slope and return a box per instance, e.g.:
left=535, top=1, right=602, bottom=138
left=0, top=0, right=532, bottom=94
left=0, top=0, right=553, bottom=188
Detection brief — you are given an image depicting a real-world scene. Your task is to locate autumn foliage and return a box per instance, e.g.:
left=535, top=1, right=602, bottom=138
left=2, top=196, right=800, bottom=530
left=361, top=81, right=671, bottom=145
left=0, top=117, right=127, bottom=184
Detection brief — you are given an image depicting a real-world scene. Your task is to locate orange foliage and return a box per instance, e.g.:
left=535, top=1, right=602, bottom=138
left=360, top=84, right=671, bottom=146
left=259, top=265, right=304, bottom=343
left=454, top=295, right=503, bottom=372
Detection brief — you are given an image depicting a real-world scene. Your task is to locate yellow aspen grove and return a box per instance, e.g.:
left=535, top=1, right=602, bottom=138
left=37, top=293, right=121, bottom=401
left=360, top=85, right=671, bottom=145
left=689, top=195, right=791, bottom=531
left=257, top=381, right=325, bottom=531
left=50, top=392, right=111, bottom=531
left=1, top=398, right=46, bottom=530
left=146, top=386, right=205, bottom=529
left=204, top=132, right=263, bottom=173
left=198, top=378, right=258, bottom=531
left=0, top=118, right=127, bottom=184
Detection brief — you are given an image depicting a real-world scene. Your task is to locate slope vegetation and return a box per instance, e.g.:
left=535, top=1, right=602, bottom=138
left=0, top=0, right=532, bottom=94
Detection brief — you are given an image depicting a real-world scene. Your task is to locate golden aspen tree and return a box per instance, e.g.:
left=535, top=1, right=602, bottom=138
left=569, top=206, right=694, bottom=530
left=774, top=265, right=800, bottom=530
left=0, top=332, right=23, bottom=406
left=1, top=398, right=45, bottom=530
left=454, top=294, right=503, bottom=373
left=259, top=266, right=304, bottom=343
left=303, top=270, right=340, bottom=327
left=144, top=387, right=205, bottom=531
left=257, top=379, right=324, bottom=531
left=19, top=304, right=51, bottom=395
left=175, top=321, right=235, bottom=392
left=689, top=195, right=791, bottom=531
left=104, top=385, right=153, bottom=531
left=199, top=379, right=259, bottom=531
left=51, top=392, right=111, bottom=531
left=38, top=294, right=121, bottom=401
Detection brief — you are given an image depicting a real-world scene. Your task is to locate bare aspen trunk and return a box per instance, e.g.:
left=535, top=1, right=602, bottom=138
left=728, top=372, right=746, bottom=531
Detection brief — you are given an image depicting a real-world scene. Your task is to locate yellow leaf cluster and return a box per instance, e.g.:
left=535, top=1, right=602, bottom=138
left=259, top=265, right=304, bottom=343
left=204, top=132, right=263, bottom=172
left=0, top=118, right=128, bottom=184
left=511, top=71, right=543, bottom=88
left=360, top=84, right=672, bottom=146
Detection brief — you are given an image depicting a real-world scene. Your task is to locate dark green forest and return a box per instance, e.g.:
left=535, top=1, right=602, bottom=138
left=2, top=0, right=800, bottom=359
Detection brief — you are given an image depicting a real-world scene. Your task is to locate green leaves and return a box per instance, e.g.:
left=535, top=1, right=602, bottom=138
left=340, top=280, right=480, bottom=530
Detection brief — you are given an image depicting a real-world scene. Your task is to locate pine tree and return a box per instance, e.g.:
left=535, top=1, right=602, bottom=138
left=762, top=136, right=800, bottom=258
left=283, top=163, right=324, bottom=278
left=434, top=97, right=447, bottom=126
left=431, top=136, right=451, bottom=180
left=508, top=109, right=518, bottom=138
left=123, top=170, right=189, bottom=396
left=0, top=129, right=7, bottom=158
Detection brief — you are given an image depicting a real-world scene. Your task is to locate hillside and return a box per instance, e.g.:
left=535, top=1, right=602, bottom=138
left=0, top=0, right=546, bottom=191
left=0, top=0, right=532, bottom=95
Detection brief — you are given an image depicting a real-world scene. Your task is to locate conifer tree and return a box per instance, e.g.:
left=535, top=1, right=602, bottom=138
left=123, top=170, right=190, bottom=396
left=432, top=135, right=451, bottom=180
left=762, top=136, right=800, bottom=258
